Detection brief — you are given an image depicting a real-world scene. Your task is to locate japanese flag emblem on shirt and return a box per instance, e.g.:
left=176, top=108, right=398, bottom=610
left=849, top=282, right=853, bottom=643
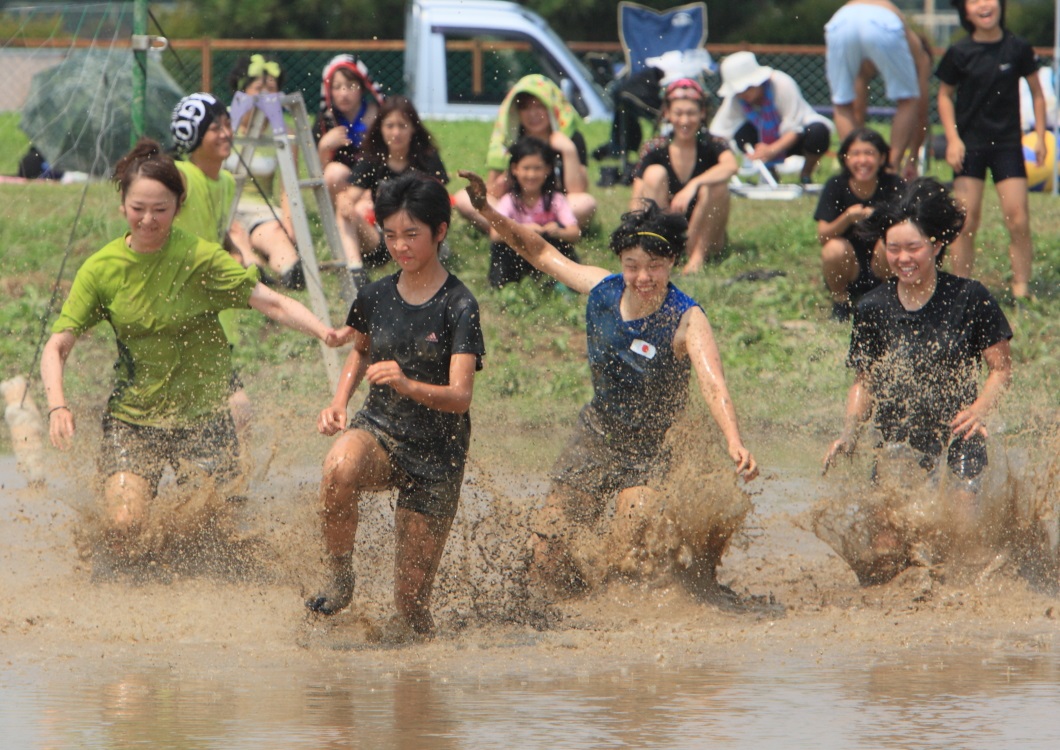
left=630, top=339, right=656, bottom=359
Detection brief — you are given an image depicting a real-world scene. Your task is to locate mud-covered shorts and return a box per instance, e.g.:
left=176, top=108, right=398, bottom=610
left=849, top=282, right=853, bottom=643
left=873, top=433, right=988, bottom=491
left=550, top=406, right=669, bottom=509
left=99, top=412, right=242, bottom=494
left=349, top=414, right=463, bottom=519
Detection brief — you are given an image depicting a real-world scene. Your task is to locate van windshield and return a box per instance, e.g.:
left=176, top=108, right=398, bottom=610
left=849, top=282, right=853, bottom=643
left=441, top=31, right=611, bottom=117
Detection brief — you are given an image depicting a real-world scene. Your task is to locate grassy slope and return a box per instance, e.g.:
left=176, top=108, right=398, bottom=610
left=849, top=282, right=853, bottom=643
left=0, top=113, right=1056, bottom=470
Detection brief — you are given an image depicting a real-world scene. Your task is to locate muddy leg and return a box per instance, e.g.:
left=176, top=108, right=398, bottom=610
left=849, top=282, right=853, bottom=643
left=306, top=430, right=391, bottom=615
left=392, top=508, right=455, bottom=637
left=528, top=489, right=598, bottom=597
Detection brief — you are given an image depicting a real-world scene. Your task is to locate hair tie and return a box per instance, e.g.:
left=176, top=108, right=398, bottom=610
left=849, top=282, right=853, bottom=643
left=248, top=53, right=281, bottom=80
left=636, top=231, right=669, bottom=243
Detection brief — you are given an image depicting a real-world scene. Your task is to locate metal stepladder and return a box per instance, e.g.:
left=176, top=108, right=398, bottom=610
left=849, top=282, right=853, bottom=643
left=226, top=90, right=349, bottom=390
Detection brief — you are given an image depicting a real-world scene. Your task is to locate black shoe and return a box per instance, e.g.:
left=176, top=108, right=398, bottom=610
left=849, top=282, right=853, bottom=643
left=279, top=260, right=306, bottom=291
left=831, top=300, right=853, bottom=322
left=592, top=143, right=615, bottom=161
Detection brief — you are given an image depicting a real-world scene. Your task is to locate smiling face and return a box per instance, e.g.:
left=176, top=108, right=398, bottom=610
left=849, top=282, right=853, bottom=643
left=196, top=113, right=232, bottom=161
left=381, top=110, right=412, bottom=156
left=843, top=138, right=886, bottom=184
left=382, top=209, right=447, bottom=274
left=620, top=246, right=674, bottom=306
left=120, top=176, right=180, bottom=252
left=884, top=221, right=942, bottom=290
left=510, top=152, right=549, bottom=196
left=963, top=0, right=1002, bottom=34
left=516, top=95, right=551, bottom=139
left=665, top=98, right=705, bottom=143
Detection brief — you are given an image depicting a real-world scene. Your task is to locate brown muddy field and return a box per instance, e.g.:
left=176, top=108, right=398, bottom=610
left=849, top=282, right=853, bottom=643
left=2, top=400, right=1058, bottom=748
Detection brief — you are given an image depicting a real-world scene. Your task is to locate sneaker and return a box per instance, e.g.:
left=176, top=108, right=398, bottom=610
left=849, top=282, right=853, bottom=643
left=830, top=300, right=853, bottom=322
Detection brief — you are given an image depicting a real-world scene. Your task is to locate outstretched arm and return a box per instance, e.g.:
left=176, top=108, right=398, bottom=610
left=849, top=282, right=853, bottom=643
left=460, top=170, right=608, bottom=294
left=248, top=283, right=344, bottom=346
left=677, top=307, right=758, bottom=481
left=823, top=372, right=874, bottom=475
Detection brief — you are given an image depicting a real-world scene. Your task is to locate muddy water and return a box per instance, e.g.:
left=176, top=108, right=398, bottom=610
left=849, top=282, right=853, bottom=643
left=2, top=450, right=1059, bottom=748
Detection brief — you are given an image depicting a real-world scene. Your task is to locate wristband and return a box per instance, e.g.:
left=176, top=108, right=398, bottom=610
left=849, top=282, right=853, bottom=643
left=48, top=405, right=70, bottom=416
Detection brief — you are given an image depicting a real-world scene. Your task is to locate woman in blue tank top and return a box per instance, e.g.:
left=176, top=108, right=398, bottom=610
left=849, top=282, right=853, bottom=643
left=462, top=170, right=759, bottom=608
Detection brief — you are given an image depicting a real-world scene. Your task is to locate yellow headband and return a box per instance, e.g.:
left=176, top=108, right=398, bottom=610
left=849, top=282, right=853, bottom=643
left=636, top=231, right=669, bottom=244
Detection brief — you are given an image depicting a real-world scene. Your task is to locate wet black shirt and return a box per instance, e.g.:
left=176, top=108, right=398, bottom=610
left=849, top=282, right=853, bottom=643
left=848, top=273, right=1012, bottom=457
left=936, top=31, right=1038, bottom=149
left=632, top=136, right=731, bottom=198
left=814, top=171, right=904, bottom=254
left=349, top=151, right=449, bottom=199
left=347, top=272, right=485, bottom=480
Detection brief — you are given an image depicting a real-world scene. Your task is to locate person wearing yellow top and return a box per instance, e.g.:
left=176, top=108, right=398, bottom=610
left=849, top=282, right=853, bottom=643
left=41, top=139, right=342, bottom=572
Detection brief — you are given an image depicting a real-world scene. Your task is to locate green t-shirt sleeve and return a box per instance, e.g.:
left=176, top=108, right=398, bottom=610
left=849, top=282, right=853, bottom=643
left=52, top=263, right=106, bottom=335
left=196, top=242, right=260, bottom=311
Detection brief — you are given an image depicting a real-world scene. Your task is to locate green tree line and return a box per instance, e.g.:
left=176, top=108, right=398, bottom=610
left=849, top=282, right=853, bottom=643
left=150, top=0, right=1057, bottom=46
left=3, top=1, right=1056, bottom=47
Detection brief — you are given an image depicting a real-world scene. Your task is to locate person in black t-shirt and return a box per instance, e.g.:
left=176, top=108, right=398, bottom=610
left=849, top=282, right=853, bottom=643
left=306, top=174, right=485, bottom=639
left=336, top=96, right=449, bottom=284
left=814, top=128, right=904, bottom=320
left=631, top=79, right=738, bottom=275
left=937, top=0, right=1045, bottom=300
left=824, top=178, right=1012, bottom=542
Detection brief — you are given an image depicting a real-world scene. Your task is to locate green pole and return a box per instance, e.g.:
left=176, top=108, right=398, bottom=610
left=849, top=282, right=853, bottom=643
left=131, top=0, right=147, bottom=145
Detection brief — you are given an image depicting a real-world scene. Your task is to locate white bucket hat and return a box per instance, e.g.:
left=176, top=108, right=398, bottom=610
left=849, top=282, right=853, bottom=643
left=718, top=51, right=774, bottom=97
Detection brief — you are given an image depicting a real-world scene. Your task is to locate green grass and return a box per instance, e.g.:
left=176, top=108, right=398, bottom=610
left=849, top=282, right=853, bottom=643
left=0, top=113, right=1056, bottom=471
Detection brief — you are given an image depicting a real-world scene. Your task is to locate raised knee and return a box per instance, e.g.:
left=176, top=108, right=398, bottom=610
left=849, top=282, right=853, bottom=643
left=821, top=238, right=852, bottom=265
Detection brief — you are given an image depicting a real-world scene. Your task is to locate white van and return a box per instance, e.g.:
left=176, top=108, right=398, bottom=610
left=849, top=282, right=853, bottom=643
left=404, top=0, right=613, bottom=121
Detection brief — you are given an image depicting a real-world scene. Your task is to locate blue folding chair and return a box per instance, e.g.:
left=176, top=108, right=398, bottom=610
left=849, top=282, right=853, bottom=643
left=618, top=1, right=708, bottom=77
left=596, top=2, right=710, bottom=185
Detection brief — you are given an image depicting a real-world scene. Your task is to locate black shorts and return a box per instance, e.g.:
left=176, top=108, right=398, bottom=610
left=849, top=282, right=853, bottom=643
left=849, top=237, right=885, bottom=299
left=550, top=405, right=669, bottom=509
left=362, top=235, right=392, bottom=269
left=873, top=434, right=988, bottom=483
left=488, top=237, right=579, bottom=289
left=98, top=412, right=242, bottom=494
left=956, top=145, right=1027, bottom=183
left=348, top=414, right=463, bottom=519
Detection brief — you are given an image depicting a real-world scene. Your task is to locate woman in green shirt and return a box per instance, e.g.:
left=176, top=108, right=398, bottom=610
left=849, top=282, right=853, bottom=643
left=40, top=139, right=342, bottom=568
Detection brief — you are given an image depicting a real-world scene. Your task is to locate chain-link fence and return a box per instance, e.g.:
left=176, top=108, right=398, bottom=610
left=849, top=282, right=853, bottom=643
left=5, top=24, right=1056, bottom=131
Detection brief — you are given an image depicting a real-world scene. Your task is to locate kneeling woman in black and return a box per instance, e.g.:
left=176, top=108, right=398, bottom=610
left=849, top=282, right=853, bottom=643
left=814, top=127, right=904, bottom=320
left=307, top=173, right=485, bottom=639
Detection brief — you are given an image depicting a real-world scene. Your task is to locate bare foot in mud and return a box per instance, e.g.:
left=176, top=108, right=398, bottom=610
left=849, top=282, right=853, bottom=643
left=371, top=614, right=432, bottom=645
left=305, top=560, right=356, bottom=616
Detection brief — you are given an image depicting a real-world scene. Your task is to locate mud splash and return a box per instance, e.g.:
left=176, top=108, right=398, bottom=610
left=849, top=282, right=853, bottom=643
left=809, top=429, right=1060, bottom=594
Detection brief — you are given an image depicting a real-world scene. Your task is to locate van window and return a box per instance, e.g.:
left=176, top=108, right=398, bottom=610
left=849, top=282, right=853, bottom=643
left=442, top=32, right=589, bottom=116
